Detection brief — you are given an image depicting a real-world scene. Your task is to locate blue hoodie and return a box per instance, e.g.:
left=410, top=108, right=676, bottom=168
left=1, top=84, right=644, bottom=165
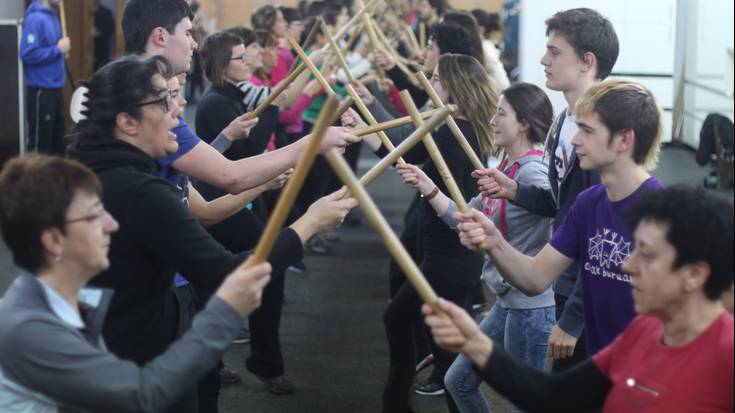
left=20, top=1, right=65, bottom=89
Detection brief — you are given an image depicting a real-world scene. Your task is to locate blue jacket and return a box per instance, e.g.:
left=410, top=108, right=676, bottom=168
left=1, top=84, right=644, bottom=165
left=20, top=1, right=65, bottom=89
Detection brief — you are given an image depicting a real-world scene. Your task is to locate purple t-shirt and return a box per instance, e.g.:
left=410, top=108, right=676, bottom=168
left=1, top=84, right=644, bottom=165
left=157, top=116, right=200, bottom=186
left=549, top=177, right=664, bottom=354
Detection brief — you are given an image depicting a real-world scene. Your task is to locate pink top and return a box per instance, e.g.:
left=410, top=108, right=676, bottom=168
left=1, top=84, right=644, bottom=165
left=269, top=46, right=295, bottom=85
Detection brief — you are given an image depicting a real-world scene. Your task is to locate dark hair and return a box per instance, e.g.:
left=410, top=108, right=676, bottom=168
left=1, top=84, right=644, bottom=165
left=72, top=55, right=173, bottom=144
left=502, top=82, right=553, bottom=145
left=576, top=78, right=662, bottom=170
left=200, top=31, right=244, bottom=88
left=471, top=9, right=501, bottom=38
left=306, top=1, right=327, bottom=17
left=441, top=11, right=486, bottom=67
left=226, top=26, right=256, bottom=47
left=301, top=16, right=321, bottom=45
left=279, top=6, right=302, bottom=23
left=255, top=29, right=277, bottom=49
left=432, top=23, right=484, bottom=66
left=251, top=4, right=279, bottom=32
left=0, top=154, right=102, bottom=273
left=427, top=0, right=448, bottom=16
left=545, top=8, right=619, bottom=80
left=627, top=185, right=734, bottom=300
left=122, top=0, right=194, bottom=54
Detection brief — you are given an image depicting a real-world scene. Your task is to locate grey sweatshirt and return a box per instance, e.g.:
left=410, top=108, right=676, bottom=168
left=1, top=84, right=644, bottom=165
left=440, top=152, right=555, bottom=309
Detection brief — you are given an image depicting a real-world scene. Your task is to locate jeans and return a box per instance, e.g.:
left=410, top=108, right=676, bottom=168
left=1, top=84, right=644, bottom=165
left=445, top=303, right=555, bottom=413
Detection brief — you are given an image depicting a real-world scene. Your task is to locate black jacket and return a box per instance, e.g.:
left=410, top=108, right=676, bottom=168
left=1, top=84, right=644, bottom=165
left=67, top=139, right=303, bottom=365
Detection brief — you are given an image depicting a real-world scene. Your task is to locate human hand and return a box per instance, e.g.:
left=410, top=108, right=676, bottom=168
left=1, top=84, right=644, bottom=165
left=340, top=108, right=366, bottom=129
left=304, top=187, right=359, bottom=233
left=216, top=261, right=271, bottom=318
left=352, top=81, right=374, bottom=105
left=472, top=168, right=518, bottom=200
left=318, top=126, right=361, bottom=155
left=373, top=50, right=396, bottom=70
left=395, top=163, right=433, bottom=194
left=423, top=298, right=493, bottom=366
left=58, top=37, right=71, bottom=55
left=265, top=168, right=293, bottom=191
left=377, top=78, right=394, bottom=94
left=222, top=113, right=259, bottom=141
left=310, top=50, right=325, bottom=66
left=547, top=325, right=578, bottom=359
left=304, top=79, right=323, bottom=97
left=453, top=208, right=500, bottom=252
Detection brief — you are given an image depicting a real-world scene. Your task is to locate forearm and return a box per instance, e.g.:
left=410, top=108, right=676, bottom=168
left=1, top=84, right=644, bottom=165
left=557, top=273, right=586, bottom=338
left=513, top=181, right=557, bottom=218
left=199, top=186, right=267, bottom=226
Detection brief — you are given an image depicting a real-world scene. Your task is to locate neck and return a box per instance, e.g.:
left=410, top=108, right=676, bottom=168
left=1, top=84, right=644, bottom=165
left=661, top=295, right=724, bottom=346
left=37, top=266, right=88, bottom=314
left=599, top=159, right=650, bottom=201
left=504, top=137, right=534, bottom=163
left=563, top=76, right=598, bottom=111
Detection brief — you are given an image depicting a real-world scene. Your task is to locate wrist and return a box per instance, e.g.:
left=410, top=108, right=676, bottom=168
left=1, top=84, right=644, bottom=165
left=222, top=128, right=235, bottom=142
left=467, top=333, right=494, bottom=368
left=421, top=186, right=439, bottom=201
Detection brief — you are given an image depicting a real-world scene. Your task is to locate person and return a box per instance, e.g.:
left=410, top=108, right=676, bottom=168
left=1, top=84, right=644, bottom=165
left=466, top=9, right=511, bottom=90
left=20, top=0, right=70, bottom=155
left=280, top=6, right=305, bottom=51
left=424, top=185, right=734, bottom=413
left=479, top=8, right=619, bottom=371
left=65, top=55, right=356, bottom=412
left=345, top=53, right=497, bottom=410
left=396, top=82, right=555, bottom=412
left=251, top=4, right=293, bottom=84
left=92, top=0, right=115, bottom=70
left=0, top=154, right=272, bottom=412
left=121, top=0, right=359, bottom=196
left=459, top=78, right=664, bottom=362
left=414, top=0, right=446, bottom=47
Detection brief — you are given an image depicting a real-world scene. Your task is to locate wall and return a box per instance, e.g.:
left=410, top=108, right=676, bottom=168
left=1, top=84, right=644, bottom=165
left=0, top=0, right=24, bottom=19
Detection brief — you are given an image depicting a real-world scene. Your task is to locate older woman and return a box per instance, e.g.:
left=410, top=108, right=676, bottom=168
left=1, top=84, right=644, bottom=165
left=424, top=186, right=734, bottom=413
left=0, top=154, right=272, bottom=412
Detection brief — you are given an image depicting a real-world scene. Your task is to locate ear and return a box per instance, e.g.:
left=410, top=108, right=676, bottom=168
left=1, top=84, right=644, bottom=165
left=149, top=27, right=169, bottom=50
left=581, top=51, right=597, bottom=75
left=116, top=112, right=140, bottom=137
left=614, top=128, right=636, bottom=154
left=683, top=261, right=711, bottom=293
left=40, top=227, right=64, bottom=261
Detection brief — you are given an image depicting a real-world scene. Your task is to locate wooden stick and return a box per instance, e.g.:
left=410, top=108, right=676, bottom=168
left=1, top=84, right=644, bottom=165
left=350, top=106, right=449, bottom=136
left=248, top=95, right=340, bottom=266
left=324, top=148, right=442, bottom=314
left=300, top=15, right=321, bottom=52
left=344, top=84, right=405, bottom=165
left=287, top=37, right=339, bottom=99
left=340, top=23, right=365, bottom=56
left=355, top=0, right=385, bottom=80
left=59, top=0, right=68, bottom=38
left=321, top=19, right=356, bottom=84
left=419, top=22, right=426, bottom=50
left=373, top=22, right=415, bottom=79
left=416, top=72, right=486, bottom=170
left=400, top=91, right=469, bottom=211
left=359, top=106, right=452, bottom=187
left=330, top=97, right=356, bottom=124
left=246, top=63, right=308, bottom=119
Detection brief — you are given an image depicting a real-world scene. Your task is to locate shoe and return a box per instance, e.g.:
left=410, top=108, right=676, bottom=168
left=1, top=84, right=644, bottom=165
left=233, top=327, right=250, bottom=344
left=413, top=380, right=445, bottom=396
left=288, top=260, right=307, bottom=273
left=219, top=366, right=242, bottom=384
left=255, top=374, right=295, bottom=395
left=306, top=236, right=331, bottom=254
left=415, top=353, right=434, bottom=373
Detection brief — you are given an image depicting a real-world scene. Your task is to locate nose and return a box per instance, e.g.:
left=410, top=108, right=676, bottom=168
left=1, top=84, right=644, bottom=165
left=540, top=52, right=550, bottom=67
left=490, top=114, right=498, bottom=128
left=104, top=211, right=119, bottom=233
left=570, top=131, right=582, bottom=148
left=621, top=252, right=638, bottom=277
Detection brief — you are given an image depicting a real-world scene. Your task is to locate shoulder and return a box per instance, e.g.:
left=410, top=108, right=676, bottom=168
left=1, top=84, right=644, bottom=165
left=574, top=184, right=607, bottom=206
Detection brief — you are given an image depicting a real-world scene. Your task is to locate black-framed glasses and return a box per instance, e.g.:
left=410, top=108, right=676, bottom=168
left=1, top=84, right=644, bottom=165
left=230, top=54, right=247, bottom=63
left=129, top=92, right=172, bottom=113
left=64, top=208, right=108, bottom=226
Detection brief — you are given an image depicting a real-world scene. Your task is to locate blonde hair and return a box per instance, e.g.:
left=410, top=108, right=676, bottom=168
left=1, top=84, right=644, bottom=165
left=437, top=54, right=499, bottom=156
left=575, top=77, right=663, bottom=170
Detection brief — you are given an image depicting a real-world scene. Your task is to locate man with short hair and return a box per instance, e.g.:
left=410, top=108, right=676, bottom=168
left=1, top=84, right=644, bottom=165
left=459, top=77, right=664, bottom=358
left=20, top=0, right=71, bottom=155
left=477, top=8, right=620, bottom=370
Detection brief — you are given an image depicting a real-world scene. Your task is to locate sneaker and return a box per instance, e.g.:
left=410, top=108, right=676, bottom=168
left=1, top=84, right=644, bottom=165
left=219, top=366, right=242, bottom=384
left=306, top=236, right=331, bottom=254
left=255, top=374, right=295, bottom=395
left=233, top=327, right=250, bottom=344
left=288, top=260, right=307, bottom=273
left=415, top=353, right=434, bottom=373
left=413, top=380, right=445, bottom=396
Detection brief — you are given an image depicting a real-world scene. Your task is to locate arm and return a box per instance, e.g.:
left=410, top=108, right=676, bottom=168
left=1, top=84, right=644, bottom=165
left=20, top=18, right=65, bottom=65
left=454, top=208, right=573, bottom=295
left=187, top=180, right=269, bottom=227
left=474, top=168, right=557, bottom=218
left=395, top=163, right=452, bottom=216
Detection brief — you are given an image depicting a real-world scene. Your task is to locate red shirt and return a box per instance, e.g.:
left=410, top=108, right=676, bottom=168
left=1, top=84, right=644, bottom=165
left=593, top=312, right=734, bottom=413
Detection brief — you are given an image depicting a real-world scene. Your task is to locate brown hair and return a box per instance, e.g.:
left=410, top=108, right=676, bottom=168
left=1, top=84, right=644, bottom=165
left=0, top=154, right=102, bottom=273
left=575, top=78, right=663, bottom=170
left=437, top=54, right=499, bottom=156
left=254, top=30, right=278, bottom=83
left=251, top=4, right=280, bottom=32
left=200, top=31, right=245, bottom=88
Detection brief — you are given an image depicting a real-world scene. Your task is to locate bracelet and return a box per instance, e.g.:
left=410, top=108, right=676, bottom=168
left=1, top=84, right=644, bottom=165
left=421, top=187, right=439, bottom=201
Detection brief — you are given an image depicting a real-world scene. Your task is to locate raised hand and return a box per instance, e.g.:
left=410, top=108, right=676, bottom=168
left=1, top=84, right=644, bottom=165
left=305, top=187, right=359, bottom=233
left=223, top=113, right=259, bottom=141
left=216, top=261, right=272, bottom=317
left=373, top=50, right=396, bottom=71
left=340, top=108, right=366, bottom=129
left=453, top=208, right=500, bottom=252
left=318, top=126, right=361, bottom=154
left=395, top=163, right=433, bottom=194
left=472, top=168, right=518, bottom=200
left=422, top=298, right=493, bottom=367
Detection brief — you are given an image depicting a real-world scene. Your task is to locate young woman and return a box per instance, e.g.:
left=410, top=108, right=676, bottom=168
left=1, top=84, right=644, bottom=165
left=396, top=82, right=556, bottom=413
left=251, top=4, right=293, bottom=84
left=346, top=53, right=498, bottom=411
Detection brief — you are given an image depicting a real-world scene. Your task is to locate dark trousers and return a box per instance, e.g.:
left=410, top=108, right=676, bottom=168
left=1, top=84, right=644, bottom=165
left=26, top=87, right=65, bottom=155
left=207, top=207, right=287, bottom=378
left=382, top=248, right=483, bottom=413
left=551, top=293, right=588, bottom=372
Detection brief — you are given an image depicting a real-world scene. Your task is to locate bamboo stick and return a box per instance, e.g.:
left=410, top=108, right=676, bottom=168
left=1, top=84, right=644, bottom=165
left=287, top=37, right=338, bottom=98
left=399, top=91, right=469, bottom=211
left=344, top=84, right=405, bottom=165
left=416, top=71, right=487, bottom=170
left=359, top=106, right=452, bottom=187
left=246, top=63, right=308, bottom=119
left=247, top=95, right=340, bottom=266
left=350, top=106, right=450, bottom=136
left=419, top=22, right=426, bottom=49
left=373, top=22, right=415, bottom=80
left=321, top=19, right=356, bottom=84
left=59, top=0, right=67, bottom=38
left=355, top=0, right=385, bottom=80
left=324, top=148, right=442, bottom=314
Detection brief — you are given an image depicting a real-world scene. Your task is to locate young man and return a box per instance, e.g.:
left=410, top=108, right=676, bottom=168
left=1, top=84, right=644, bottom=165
left=457, top=77, right=664, bottom=357
left=475, top=8, right=619, bottom=370
left=20, top=0, right=70, bottom=155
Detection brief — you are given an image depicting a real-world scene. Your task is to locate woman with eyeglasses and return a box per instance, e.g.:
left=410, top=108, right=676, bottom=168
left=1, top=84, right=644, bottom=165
left=0, top=153, right=272, bottom=412
left=61, top=55, right=355, bottom=411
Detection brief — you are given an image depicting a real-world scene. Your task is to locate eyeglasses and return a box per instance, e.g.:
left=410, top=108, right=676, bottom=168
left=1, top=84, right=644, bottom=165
left=65, top=208, right=109, bottom=226
left=230, top=54, right=247, bottom=63
left=130, top=92, right=173, bottom=113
